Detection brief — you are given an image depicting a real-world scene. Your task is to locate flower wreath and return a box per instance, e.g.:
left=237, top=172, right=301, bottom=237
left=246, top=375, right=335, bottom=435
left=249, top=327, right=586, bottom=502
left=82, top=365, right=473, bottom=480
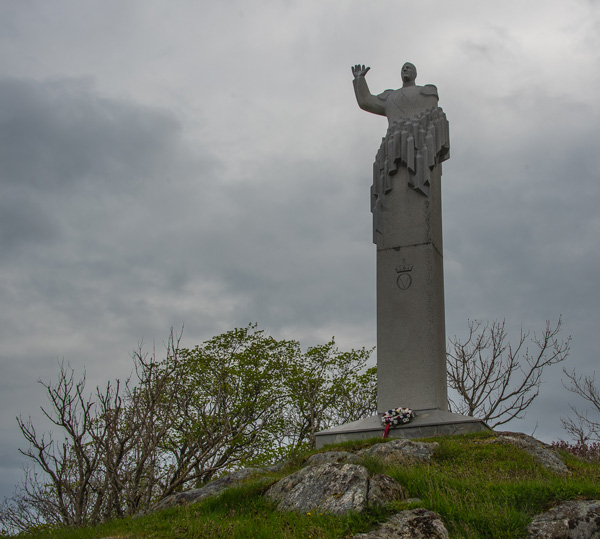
left=381, top=407, right=415, bottom=438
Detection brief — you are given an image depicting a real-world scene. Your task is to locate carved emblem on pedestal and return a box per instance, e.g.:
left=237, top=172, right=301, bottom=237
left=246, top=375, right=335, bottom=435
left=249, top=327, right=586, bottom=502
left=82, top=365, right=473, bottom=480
left=395, top=261, right=413, bottom=290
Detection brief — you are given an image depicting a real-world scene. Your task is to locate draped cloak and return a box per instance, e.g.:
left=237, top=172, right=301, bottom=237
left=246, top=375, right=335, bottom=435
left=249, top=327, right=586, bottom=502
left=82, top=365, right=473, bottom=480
left=371, top=100, right=450, bottom=244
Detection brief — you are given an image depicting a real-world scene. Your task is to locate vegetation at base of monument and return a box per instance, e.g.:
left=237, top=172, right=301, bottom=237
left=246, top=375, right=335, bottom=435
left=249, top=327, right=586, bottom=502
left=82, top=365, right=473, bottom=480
left=7, top=433, right=600, bottom=539
left=551, top=440, right=600, bottom=462
left=0, top=325, right=376, bottom=535
left=446, top=317, right=571, bottom=427
left=561, top=367, right=600, bottom=445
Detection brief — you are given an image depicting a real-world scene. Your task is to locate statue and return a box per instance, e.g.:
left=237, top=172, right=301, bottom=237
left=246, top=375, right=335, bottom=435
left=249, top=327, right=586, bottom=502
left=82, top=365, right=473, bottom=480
left=352, top=63, right=450, bottom=242
left=314, top=63, right=490, bottom=447
left=351, top=61, right=451, bottom=413
left=352, top=62, right=439, bottom=124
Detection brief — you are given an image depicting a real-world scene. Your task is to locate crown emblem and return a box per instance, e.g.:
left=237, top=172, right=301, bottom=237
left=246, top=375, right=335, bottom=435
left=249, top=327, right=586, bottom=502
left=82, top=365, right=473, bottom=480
left=395, top=261, right=413, bottom=273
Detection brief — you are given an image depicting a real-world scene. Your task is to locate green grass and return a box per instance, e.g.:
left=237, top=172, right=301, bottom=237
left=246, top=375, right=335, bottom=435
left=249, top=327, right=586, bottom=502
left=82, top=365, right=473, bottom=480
left=14, top=480, right=394, bottom=539
left=13, top=432, right=600, bottom=539
left=386, top=433, right=600, bottom=538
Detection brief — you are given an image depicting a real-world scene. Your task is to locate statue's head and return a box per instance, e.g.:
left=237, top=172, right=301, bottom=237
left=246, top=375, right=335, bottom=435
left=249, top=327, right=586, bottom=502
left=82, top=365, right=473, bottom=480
left=401, top=62, right=417, bottom=83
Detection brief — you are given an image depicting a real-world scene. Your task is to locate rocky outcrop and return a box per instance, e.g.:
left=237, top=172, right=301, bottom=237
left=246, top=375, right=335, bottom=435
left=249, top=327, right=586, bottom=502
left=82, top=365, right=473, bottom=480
left=146, top=440, right=439, bottom=518
left=150, top=467, right=265, bottom=512
left=353, top=509, right=449, bottom=538
left=265, top=462, right=406, bottom=514
left=142, top=433, right=579, bottom=539
left=358, top=439, right=439, bottom=463
left=494, top=432, right=570, bottom=475
left=526, top=500, right=600, bottom=538
left=307, top=450, right=359, bottom=465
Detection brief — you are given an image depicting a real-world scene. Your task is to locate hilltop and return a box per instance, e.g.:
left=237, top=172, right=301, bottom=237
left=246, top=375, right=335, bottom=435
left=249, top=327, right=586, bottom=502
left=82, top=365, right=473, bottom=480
left=11, top=431, right=600, bottom=539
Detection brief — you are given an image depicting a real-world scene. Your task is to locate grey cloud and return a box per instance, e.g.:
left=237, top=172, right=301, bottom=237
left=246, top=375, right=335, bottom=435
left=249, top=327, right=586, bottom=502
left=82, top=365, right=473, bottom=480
left=0, top=76, right=216, bottom=258
left=0, top=77, right=182, bottom=191
left=0, top=191, right=60, bottom=252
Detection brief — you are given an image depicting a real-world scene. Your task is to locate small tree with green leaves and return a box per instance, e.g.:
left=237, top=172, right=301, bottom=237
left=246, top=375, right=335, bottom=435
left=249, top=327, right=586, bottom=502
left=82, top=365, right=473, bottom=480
left=283, top=340, right=376, bottom=451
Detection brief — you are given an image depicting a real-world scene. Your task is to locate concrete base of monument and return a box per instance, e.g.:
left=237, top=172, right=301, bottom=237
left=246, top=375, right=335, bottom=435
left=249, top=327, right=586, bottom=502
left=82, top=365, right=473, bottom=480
left=314, top=409, right=491, bottom=449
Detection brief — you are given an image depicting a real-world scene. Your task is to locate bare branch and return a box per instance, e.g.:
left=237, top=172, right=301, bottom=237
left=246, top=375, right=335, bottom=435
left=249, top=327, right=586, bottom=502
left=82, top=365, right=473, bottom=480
left=562, top=368, right=600, bottom=444
left=447, top=317, right=570, bottom=428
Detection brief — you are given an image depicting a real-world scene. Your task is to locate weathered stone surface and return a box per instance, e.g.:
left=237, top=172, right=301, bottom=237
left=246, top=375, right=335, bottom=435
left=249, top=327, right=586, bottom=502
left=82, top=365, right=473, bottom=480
left=265, top=462, right=405, bottom=515
left=368, top=473, right=408, bottom=507
left=150, top=467, right=264, bottom=512
left=495, top=432, right=570, bottom=475
left=353, top=509, right=449, bottom=538
left=358, top=439, right=438, bottom=463
left=266, top=463, right=368, bottom=514
left=263, top=460, right=289, bottom=473
left=307, top=450, right=358, bottom=465
left=526, top=500, right=600, bottom=538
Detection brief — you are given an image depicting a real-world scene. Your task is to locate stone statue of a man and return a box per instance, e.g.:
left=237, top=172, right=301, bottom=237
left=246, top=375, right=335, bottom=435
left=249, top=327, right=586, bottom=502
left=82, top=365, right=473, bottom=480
left=352, top=62, right=439, bottom=125
left=351, top=62, right=450, bottom=240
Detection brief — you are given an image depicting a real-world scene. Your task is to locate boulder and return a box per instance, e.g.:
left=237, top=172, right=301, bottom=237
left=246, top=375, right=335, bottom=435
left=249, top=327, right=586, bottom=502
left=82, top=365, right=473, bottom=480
left=307, top=450, right=358, bottom=465
left=358, top=439, right=439, bottom=463
left=353, top=509, right=449, bottom=538
left=150, top=467, right=264, bottom=512
left=368, top=474, right=409, bottom=508
left=494, top=432, right=570, bottom=475
left=265, top=462, right=406, bottom=514
left=526, top=500, right=600, bottom=538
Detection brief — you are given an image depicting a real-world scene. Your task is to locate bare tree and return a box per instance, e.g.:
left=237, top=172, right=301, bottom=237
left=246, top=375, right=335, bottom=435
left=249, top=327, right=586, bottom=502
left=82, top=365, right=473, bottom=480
left=92, top=329, right=186, bottom=518
left=447, top=318, right=570, bottom=427
left=1, top=331, right=187, bottom=532
left=2, top=363, right=107, bottom=531
left=562, top=369, right=600, bottom=444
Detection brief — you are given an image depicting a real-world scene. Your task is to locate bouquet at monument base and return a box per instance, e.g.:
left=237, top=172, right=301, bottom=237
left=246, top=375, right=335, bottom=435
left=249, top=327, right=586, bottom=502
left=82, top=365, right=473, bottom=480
left=381, top=407, right=415, bottom=438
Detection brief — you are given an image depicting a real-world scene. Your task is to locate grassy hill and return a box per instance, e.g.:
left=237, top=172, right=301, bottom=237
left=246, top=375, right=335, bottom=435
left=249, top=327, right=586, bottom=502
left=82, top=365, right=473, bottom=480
left=12, top=432, right=600, bottom=539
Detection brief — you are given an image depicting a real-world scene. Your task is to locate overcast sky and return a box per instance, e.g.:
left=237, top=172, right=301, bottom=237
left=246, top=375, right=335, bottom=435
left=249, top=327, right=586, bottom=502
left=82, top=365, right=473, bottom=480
left=1, top=0, right=599, bottom=501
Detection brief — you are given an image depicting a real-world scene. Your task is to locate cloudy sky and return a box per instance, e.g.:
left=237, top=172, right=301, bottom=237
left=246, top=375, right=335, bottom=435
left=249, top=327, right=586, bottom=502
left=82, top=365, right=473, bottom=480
left=1, top=0, right=599, bottom=500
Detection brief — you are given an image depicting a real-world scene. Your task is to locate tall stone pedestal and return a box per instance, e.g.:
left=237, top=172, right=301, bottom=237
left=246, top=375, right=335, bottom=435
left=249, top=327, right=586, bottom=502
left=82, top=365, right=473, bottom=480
left=315, top=163, right=490, bottom=448
left=376, top=164, right=446, bottom=411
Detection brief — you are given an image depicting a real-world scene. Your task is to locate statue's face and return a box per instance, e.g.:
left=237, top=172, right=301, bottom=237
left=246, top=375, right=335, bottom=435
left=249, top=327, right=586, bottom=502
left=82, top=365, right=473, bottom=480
left=401, top=63, right=417, bottom=82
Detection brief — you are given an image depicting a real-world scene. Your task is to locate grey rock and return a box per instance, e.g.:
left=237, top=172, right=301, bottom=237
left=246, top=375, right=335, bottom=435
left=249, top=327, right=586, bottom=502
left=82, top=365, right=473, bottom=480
left=495, top=432, right=570, bottom=475
left=307, top=450, right=358, bottom=465
left=150, top=467, right=264, bottom=512
left=368, top=473, right=408, bottom=507
left=266, top=463, right=368, bottom=514
left=358, top=439, right=439, bottom=463
left=265, top=462, right=405, bottom=515
left=353, top=509, right=449, bottom=538
left=526, top=500, right=600, bottom=538
left=263, top=460, right=289, bottom=473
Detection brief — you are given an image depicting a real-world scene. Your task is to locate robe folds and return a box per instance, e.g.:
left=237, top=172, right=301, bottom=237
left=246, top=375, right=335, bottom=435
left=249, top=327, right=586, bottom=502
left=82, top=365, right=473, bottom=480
left=371, top=107, right=450, bottom=244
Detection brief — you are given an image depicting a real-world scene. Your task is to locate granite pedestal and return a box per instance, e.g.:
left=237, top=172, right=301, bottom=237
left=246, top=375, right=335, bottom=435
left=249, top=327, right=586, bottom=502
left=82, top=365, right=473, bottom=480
left=315, top=409, right=490, bottom=448
left=376, top=164, right=446, bottom=411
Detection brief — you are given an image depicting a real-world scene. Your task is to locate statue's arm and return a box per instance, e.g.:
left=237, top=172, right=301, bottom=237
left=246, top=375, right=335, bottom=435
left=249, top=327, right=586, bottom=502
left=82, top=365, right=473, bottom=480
left=351, top=65, right=386, bottom=117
